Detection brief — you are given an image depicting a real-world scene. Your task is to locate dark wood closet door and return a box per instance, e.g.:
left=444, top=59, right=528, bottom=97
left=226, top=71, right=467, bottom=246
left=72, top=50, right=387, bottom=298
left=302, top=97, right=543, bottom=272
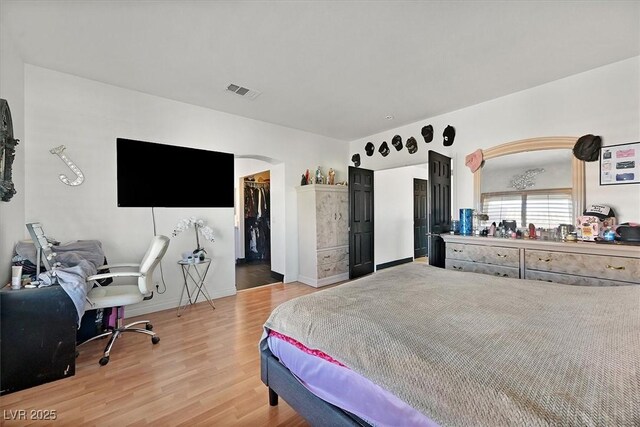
left=349, top=166, right=374, bottom=279
left=414, top=178, right=428, bottom=258
left=427, top=151, right=451, bottom=268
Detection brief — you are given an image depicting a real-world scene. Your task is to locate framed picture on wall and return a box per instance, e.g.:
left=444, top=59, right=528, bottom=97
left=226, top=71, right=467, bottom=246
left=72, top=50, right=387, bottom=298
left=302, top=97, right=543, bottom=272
left=600, top=141, right=640, bottom=186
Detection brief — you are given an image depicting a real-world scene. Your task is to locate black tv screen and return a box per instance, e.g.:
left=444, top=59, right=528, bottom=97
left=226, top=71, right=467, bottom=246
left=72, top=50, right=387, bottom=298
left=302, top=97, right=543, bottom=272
left=116, top=138, right=234, bottom=208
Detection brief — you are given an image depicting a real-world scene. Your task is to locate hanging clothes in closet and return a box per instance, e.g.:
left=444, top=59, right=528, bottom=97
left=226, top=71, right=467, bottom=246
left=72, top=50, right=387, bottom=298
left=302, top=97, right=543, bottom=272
left=244, top=178, right=270, bottom=262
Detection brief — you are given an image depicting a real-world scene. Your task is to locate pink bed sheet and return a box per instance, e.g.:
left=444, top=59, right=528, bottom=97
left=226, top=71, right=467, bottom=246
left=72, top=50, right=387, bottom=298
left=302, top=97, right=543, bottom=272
left=267, top=332, right=437, bottom=427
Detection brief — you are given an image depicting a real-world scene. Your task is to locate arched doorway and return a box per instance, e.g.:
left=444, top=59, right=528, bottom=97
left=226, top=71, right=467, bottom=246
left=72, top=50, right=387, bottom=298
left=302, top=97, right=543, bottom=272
left=234, top=155, right=285, bottom=290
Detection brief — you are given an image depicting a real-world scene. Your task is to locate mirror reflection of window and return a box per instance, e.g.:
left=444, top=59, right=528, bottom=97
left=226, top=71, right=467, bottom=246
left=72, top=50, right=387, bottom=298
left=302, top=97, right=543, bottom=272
left=480, top=149, right=573, bottom=229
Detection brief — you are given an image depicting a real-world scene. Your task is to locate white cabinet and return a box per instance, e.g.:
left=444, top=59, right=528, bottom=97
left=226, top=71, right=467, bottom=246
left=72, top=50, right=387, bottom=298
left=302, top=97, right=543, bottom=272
left=297, top=185, right=349, bottom=287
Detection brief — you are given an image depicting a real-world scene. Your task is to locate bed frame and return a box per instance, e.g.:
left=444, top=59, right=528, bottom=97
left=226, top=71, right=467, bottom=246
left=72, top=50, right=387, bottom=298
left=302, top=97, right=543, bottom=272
left=260, top=345, right=370, bottom=426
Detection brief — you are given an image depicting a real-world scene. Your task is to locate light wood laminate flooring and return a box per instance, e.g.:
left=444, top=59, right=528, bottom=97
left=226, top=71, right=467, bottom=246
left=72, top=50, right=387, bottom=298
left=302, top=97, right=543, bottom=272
left=0, top=282, right=322, bottom=426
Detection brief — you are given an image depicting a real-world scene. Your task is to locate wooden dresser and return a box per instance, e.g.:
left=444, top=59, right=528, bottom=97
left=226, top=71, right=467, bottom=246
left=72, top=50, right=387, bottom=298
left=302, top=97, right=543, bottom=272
left=297, top=184, right=349, bottom=287
left=442, top=235, right=640, bottom=286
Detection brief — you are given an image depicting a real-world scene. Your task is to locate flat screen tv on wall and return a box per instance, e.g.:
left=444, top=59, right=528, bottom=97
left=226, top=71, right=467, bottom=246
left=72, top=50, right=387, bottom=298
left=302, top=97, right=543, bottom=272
left=116, top=138, right=234, bottom=208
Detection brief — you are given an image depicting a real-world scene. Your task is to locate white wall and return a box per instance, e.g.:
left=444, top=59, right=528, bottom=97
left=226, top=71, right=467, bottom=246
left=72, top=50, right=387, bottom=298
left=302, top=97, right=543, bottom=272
left=23, top=65, right=348, bottom=316
left=374, top=165, right=429, bottom=266
left=351, top=57, right=640, bottom=223
left=0, top=30, right=25, bottom=284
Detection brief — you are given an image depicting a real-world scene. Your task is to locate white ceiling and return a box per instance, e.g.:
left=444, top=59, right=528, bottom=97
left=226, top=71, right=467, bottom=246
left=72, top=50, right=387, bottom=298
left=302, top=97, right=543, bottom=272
left=2, top=1, right=638, bottom=141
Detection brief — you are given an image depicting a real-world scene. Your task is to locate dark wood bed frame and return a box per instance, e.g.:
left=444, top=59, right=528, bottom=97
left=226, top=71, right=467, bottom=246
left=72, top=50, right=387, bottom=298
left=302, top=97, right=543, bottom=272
left=260, top=345, right=371, bottom=426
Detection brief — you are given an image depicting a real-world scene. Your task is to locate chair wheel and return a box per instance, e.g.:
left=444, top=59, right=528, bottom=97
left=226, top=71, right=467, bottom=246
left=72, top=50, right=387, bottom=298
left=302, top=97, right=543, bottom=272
left=152, top=336, right=160, bottom=344
left=99, top=356, right=110, bottom=366
left=146, top=323, right=153, bottom=331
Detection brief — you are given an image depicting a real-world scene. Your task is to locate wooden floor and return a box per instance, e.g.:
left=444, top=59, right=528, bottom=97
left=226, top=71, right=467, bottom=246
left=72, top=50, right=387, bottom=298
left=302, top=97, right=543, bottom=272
left=0, top=282, right=323, bottom=426
left=235, top=261, right=277, bottom=291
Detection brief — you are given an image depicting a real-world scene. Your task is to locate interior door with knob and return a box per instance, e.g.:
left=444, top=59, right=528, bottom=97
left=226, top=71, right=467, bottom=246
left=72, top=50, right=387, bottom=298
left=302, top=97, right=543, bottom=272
left=428, top=150, right=452, bottom=268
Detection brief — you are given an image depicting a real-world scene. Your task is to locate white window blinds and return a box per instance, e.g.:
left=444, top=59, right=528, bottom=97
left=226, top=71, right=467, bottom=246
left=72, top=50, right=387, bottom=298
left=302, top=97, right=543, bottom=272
left=481, top=189, right=572, bottom=229
left=483, top=194, right=523, bottom=227
left=526, top=193, right=573, bottom=229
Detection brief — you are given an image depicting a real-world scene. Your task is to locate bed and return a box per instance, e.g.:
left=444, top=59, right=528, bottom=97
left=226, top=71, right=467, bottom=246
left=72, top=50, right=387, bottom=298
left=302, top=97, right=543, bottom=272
left=260, top=262, right=640, bottom=426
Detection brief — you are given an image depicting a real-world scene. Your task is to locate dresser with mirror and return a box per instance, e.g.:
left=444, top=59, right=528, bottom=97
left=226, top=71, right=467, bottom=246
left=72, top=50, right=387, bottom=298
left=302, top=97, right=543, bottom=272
left=443, top=137, right=639, bottom=286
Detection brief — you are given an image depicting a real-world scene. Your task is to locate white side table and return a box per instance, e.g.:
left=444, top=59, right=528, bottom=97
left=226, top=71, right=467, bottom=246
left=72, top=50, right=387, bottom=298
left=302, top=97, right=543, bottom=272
left=177, top=258, right=215, bottom=317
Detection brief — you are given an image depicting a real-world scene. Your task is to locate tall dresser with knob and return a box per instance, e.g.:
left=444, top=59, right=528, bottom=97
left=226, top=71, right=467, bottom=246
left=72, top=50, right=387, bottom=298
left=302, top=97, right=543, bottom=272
left=442, top=235, right=639, bottom=286
left=297, top=184, right=349, bottom=287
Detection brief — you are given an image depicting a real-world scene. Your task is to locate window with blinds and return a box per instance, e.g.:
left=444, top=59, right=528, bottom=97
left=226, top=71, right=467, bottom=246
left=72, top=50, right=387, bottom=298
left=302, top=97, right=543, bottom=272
left=481, top=189, right=572, bottom=229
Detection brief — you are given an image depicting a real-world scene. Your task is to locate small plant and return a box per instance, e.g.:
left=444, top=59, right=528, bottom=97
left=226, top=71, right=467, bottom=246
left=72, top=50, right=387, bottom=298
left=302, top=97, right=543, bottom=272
left=172, top=217, right=215, bottom=254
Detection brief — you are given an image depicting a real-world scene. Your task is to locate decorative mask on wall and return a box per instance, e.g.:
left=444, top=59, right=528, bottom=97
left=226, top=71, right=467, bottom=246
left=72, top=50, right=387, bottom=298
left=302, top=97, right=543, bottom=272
left=443, top=125, right=455, bottom=146
left=378, top=141, right=390, bottom=157
left=365, top=142, right=375, bottom=156
left=392, top=135, right=403, bottom=151
left=406, top=137, right=418, bottom=154
left=351, top=153, right=361, bottom=167
left=421, top=125, right=433, bottom=143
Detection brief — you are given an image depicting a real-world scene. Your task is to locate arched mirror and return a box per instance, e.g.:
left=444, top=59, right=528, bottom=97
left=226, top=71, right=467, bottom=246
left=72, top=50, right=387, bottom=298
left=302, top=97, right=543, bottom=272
left=473, top=137, right=585, bottom=229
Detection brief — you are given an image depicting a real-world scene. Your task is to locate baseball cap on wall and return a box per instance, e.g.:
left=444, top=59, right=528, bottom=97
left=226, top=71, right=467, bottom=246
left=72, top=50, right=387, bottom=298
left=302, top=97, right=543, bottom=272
left=392, top=135, right=403, bottom=151
left=422, top=125, right=433, bottom=143
left=443, top=125, right=455, bottom=146
left=365, top=142, right=375, bottom=156
left=379, top=141, right=390, bottom=157
left=406, top=137, right=418, bottom=154
left=573, top=134, right=602, bottom=162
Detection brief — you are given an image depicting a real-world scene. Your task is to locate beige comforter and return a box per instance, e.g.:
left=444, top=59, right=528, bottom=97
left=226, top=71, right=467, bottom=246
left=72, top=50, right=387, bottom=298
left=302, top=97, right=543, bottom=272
left=264, top=262, right=640, bottom=426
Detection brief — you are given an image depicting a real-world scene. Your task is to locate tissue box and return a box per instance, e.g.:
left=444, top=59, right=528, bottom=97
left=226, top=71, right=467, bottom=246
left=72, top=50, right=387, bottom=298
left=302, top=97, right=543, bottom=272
left=576, top=216, right=617, bottom=241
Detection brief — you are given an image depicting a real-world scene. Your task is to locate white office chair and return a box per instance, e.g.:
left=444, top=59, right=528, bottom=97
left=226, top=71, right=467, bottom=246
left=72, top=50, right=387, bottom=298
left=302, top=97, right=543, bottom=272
left=78, top=235, right=170, bottom=366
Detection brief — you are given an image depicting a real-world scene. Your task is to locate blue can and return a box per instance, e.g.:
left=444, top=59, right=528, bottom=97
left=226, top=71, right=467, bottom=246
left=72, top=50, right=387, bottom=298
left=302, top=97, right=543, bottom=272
left=459, top=208, right=473, bottom=236
left=603, top=228, right=616, bottom=241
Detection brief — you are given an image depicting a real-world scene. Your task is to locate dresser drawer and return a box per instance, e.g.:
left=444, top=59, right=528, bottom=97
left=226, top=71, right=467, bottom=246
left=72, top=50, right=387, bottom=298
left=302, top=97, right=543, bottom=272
left=317, top=247, right=349, bottom=266
left=525, top=269, right=635, bottom=287
left=445, top=259, right=520, bottom=278
left=318, top=260, right=348, bottom=279
left=446, top=243, right=519, bottom=268
left=525, top=250, right=640, bottom=284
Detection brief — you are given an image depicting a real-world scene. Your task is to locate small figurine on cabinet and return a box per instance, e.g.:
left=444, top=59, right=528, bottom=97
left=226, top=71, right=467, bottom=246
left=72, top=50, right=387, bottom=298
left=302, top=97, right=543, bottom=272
left=301, top=174, right=307, bottom=186
left=327, top=168, right=335, bottom=185
left=315, top=166, right=323, bottom=184
left=305, top=169, right=310, bottom=185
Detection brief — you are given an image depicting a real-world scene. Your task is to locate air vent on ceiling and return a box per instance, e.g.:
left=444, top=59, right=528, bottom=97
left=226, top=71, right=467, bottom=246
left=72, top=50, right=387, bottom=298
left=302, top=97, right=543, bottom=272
left=226, top=83, right=261, bottom=100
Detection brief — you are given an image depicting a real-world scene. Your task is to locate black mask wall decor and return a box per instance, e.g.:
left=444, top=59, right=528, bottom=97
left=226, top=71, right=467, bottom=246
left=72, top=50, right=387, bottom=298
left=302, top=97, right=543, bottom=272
left=365, top=142, right=375, bottom=156
left=443, top=125, right=455, bottom=146
left=392, top=135, right=403, bottom=151
left=421, top=125, right=433, bottom=143
left=351, top=153, right=361, bottom=167
left=378, top=141, right=390, bottom=157
left=406, top=137, right=418, bottom=154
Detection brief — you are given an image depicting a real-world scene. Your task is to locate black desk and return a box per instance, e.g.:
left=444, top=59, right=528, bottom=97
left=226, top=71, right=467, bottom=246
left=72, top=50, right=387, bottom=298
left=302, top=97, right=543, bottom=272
left=0, top=285, right=77, bottom=395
